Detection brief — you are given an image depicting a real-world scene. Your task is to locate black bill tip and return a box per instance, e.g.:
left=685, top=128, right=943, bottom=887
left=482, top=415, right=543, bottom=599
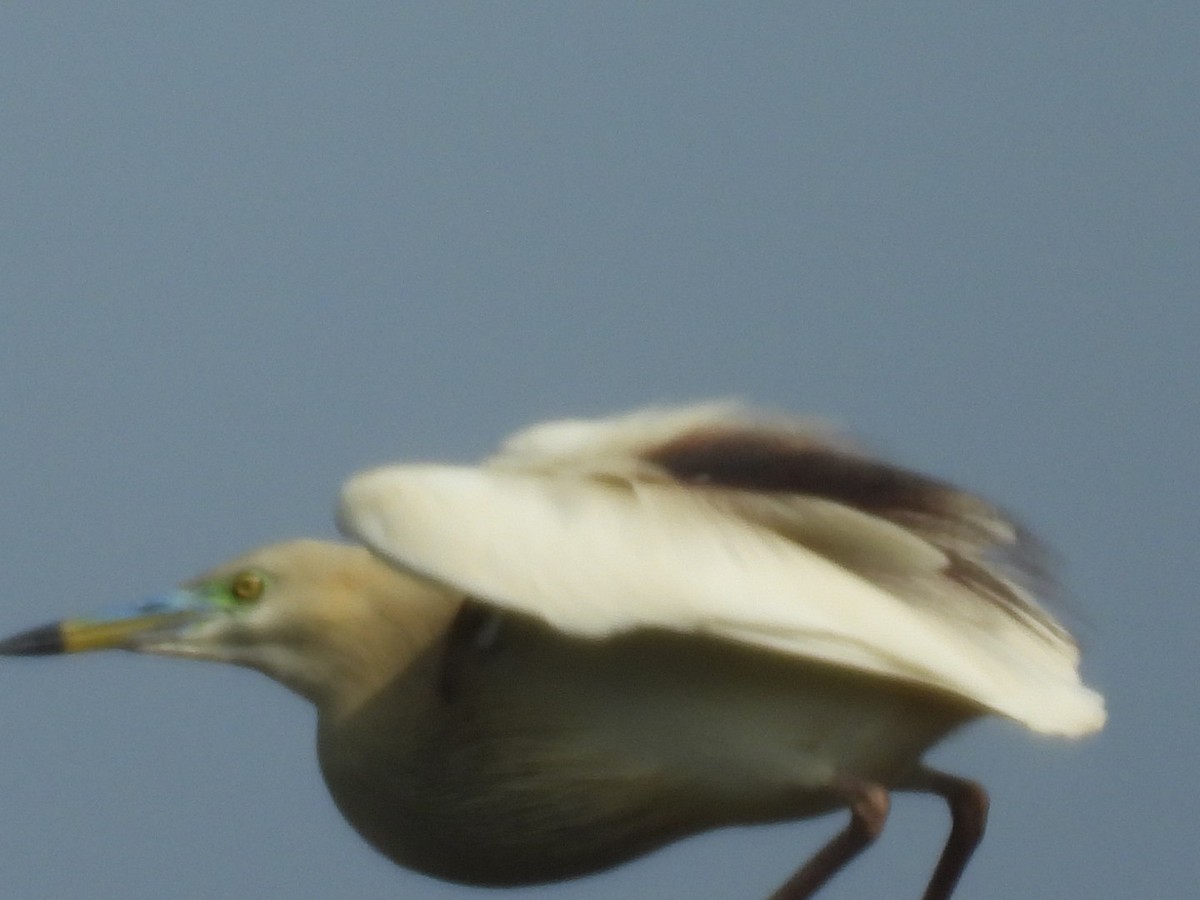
left=0, top=623, right=67, bottom=656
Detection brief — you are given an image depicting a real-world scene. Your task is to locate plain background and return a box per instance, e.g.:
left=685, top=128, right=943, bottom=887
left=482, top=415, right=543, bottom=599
left=1, top=4, right=1195, bottom=899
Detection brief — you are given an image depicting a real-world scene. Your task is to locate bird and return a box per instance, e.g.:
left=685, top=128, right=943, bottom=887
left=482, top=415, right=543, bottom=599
left=0, top=402, right=1105, bottom=899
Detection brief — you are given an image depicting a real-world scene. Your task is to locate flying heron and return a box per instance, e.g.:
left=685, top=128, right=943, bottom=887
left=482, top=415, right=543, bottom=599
left=0, top=403, right=1105, bottom=898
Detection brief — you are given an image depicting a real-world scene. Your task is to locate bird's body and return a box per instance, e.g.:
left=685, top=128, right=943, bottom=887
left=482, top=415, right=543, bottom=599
left=319, top=588, right=976, bottom=886
left=0, top=403, right=1105, bottom=898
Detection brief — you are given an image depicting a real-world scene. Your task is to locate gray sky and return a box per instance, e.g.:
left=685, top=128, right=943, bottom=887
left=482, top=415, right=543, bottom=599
left=1, top=4, right=1195, bottom=898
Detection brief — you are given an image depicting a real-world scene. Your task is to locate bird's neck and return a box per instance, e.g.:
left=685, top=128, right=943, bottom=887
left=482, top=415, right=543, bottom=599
left=298, top=581, right=462, bottom=721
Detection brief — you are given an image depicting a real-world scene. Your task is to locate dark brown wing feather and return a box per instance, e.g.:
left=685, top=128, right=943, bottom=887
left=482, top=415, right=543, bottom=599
left=643, top=423, right=1064, bottom=642
left=647, top=428, right=986, bottom=533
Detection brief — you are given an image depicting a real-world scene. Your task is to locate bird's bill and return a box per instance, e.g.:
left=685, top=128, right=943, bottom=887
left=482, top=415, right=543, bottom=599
left=0, top=591, right=210, bottom=656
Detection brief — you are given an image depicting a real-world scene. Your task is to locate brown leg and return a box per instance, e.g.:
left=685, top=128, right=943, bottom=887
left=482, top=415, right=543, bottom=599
left=901, top=767, right=989, bottom=900
left=768, top=778, right=890, bottom=900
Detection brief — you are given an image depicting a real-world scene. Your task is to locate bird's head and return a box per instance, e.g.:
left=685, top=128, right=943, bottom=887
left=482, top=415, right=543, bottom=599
left=0, top=539, right=460, bottom=717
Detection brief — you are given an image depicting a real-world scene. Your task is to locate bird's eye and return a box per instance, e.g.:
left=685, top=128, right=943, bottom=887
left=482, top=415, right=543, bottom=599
left=229, top=570, right=266, bottom=604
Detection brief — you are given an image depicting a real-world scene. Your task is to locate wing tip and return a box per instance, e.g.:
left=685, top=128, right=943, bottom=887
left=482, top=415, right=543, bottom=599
left=1015, top=684, right=1107, bottom=738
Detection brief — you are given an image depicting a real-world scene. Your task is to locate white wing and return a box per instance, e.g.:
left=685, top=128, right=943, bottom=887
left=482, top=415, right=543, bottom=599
left=338, top=404, right=1105, bottom=737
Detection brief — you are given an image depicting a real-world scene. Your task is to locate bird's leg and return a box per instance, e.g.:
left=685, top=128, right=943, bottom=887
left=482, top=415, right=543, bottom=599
left=767, top=777, right=890, bottom=900
left=901, top=766, right=989, bottom=900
